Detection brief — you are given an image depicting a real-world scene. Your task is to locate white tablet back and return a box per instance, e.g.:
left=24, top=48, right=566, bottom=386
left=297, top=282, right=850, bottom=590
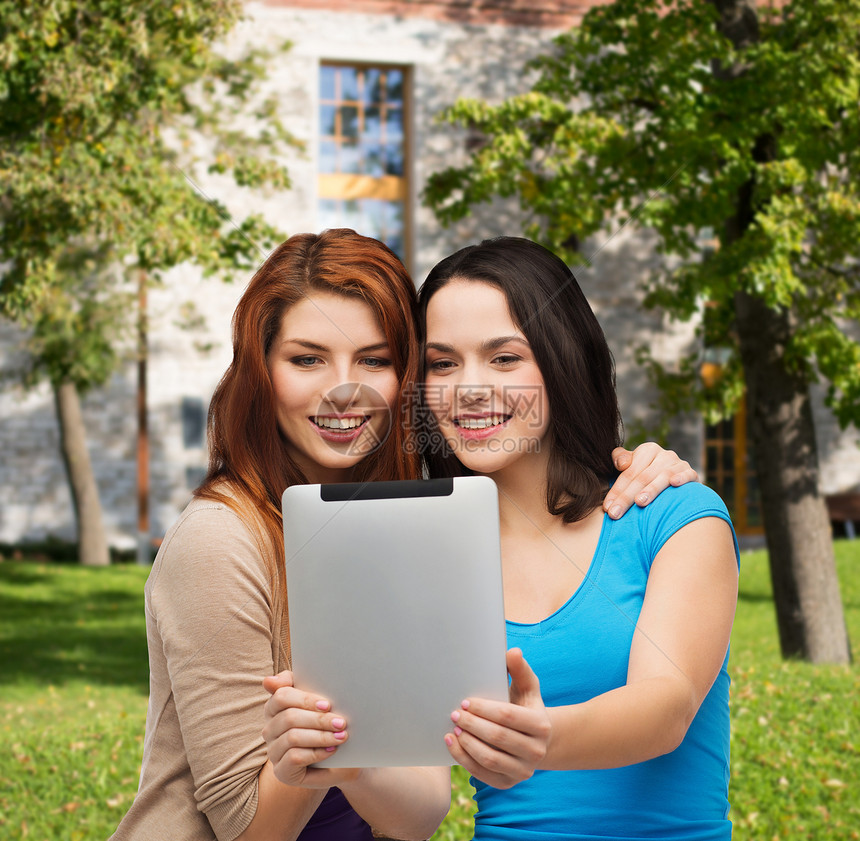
left=282, top=476, right=508, bottom=767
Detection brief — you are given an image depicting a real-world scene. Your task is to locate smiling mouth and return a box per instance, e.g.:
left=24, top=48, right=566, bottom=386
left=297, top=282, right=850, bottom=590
left=310, top=415, right=369, bottom=431
left=453, top=414, right=511, bottom=430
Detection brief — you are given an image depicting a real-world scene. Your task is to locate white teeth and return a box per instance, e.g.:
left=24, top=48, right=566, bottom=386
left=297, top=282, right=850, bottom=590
left=312, top=416, right=366, bottom=430
left=456, top=415, right=509, bottom=430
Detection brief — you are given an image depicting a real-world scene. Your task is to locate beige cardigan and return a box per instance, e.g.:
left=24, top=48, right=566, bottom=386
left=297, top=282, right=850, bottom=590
left=110, top=497, right=289, bottom=841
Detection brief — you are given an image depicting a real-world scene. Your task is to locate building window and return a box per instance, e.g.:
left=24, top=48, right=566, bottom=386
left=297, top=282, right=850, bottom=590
left=318, top=63, right=409, bottom=264
left=703, top=397, right=763, bottom=535
left=181, top=397, right=206, bottom=449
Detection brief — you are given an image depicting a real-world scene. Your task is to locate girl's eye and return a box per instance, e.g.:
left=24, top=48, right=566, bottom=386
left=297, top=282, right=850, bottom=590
left=426, top=359, right=455, bottom=372
left=361, top=357, right=392, bottom=369
left=291, top=355, right=322, bottom=367
left=493, top=354, right=521, bottom=366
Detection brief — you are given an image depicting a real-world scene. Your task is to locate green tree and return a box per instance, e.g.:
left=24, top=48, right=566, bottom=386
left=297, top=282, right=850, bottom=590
left=425, top=0, right=858, bottom=663
left=0, top=1, right=296, bottom=565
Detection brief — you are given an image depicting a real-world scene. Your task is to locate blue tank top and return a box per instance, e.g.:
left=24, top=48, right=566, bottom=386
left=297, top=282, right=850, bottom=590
left=472, top=484, right=739, bottom=841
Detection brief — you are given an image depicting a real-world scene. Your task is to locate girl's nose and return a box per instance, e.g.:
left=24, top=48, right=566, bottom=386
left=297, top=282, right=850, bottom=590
left=455, top=380, right=493, bottom=409
left=320, top=381, right=390, bottom=416
left=323, top=381, right=363, bottom=411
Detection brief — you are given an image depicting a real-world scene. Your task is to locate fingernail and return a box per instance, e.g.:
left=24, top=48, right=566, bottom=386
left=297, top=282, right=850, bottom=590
left=451, top=710, right=461, bottom=723
left=609, top=505, right=622, bottom=519
left=316, top=700, right=330, bottom=711
left=461, top=699, right=470, bottom=710
left=444, top=735, right=454, bottom=747
left=334, top=731, right=346, bottom=740
left=636, top=493, right=649, bottom=505
left=331, top=717, right=345, bottom=730
left=454, top=726, right=463, bottom=736
left=325, top=746, right=337, bottom=752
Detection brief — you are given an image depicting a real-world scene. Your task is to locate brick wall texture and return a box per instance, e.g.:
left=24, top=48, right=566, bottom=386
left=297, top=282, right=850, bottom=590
left=262, top=0, right=611, bottom=27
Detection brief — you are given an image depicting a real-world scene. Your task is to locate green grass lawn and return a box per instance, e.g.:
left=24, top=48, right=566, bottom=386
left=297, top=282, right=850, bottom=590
left=1, top=545, right=858, bottom=840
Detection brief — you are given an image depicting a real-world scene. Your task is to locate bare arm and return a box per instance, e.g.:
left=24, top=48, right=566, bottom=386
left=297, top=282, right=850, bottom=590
left=542, top=516, right=737, bottom=768
left=235, top=761, right=450, bottom=841
left=262, top=674, right=451, bottom=841
left=448, top=516, right=737, bottom=782
left=233, top=765, right=326, bottom=841
left=338, top=766, right=451, bottom=841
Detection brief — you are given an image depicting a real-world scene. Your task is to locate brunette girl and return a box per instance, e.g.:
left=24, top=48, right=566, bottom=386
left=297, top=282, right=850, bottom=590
left=419, top=237, right=739, bottom=840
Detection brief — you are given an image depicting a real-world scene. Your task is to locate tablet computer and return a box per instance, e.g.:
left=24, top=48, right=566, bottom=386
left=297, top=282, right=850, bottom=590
left=282, top=475, right=509, bottom=767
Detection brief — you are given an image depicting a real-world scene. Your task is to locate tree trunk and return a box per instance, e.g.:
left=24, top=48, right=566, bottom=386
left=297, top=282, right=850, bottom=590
left=712, top=0, right=851, bottom=664
left=54, top=380, right=110, bottom=566
left=734, top=292, right=851, bottom=663
left=136, top=270, right=151, bottom=565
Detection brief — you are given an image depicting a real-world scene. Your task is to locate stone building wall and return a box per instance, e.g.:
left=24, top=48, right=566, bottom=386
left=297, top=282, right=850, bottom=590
left=1, top=0, right=856, bottom=548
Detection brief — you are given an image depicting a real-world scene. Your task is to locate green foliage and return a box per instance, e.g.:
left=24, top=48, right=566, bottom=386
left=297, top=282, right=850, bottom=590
left=425, top=0, right=860, bottom=427
left=1, top=550, right=859, bottom=838
left=0, top=0, right=298, bottom=389
left=435, top=765, right=478, bottom=841
left=18, top=247, right=130, bottom=393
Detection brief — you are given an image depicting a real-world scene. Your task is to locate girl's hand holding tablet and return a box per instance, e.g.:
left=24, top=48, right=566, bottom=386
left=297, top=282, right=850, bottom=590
left=444, top=649, right=551, bottom=790
left=262, top=671, right=360, bottom=788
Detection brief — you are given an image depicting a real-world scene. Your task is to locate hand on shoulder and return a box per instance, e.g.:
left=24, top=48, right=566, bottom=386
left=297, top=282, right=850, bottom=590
left=604, top=443, right=699, bottom=519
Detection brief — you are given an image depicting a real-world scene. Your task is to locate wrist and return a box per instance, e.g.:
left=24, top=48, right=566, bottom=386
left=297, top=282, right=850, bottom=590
left=330, top=766, right=366, bottom=793
left=541, top=705, right=570, bottom=770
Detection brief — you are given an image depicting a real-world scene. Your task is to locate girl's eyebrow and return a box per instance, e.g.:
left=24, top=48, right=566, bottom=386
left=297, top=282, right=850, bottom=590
left=281, top=338, right=390, bottom=353
left=481, top=335, right=529, bottom=352
left=425, top=336, right=530, bottom=354
left=282, top=338, right=327, bottom=352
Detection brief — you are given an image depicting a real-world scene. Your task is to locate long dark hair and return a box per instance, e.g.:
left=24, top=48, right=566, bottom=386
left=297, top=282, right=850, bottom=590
left=417, top=236, right=621, bottom=523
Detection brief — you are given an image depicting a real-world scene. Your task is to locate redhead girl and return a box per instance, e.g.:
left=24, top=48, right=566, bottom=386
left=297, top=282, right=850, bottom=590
left=418, top=237, right=739, bottom=840
left=111, top=229, right=695, bottom=841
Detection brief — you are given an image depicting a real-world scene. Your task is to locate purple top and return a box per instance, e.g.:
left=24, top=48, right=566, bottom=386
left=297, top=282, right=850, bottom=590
left=296, top=788, right=373, bottom=841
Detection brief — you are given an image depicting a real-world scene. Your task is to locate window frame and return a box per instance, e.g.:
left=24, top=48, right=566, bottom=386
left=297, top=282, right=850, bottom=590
left=702, top=387, right=764, bottom=535
left=317, top=60, right=413, bottom=270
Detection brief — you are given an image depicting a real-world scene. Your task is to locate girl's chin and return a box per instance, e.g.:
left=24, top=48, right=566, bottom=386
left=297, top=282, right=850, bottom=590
left=443, top=442, right=506, bottom=471
left=318, top=427, right=388, bottom=460
left=288, top=429, right=389, bottom=478
left=443, top=436, right=544, bottom=474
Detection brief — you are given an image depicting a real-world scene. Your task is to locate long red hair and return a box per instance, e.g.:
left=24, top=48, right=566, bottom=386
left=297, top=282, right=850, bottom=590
left=196, top=229, right=421, bottom=642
